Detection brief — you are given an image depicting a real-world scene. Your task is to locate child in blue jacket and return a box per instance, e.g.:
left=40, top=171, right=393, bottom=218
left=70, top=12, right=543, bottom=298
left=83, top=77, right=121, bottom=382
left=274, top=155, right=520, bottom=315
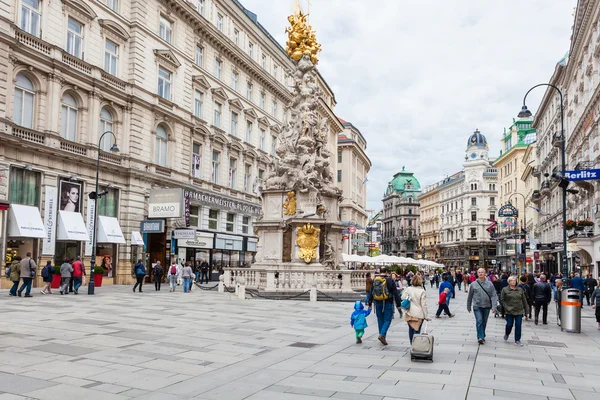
left=350, top=300, right=371, bottom=344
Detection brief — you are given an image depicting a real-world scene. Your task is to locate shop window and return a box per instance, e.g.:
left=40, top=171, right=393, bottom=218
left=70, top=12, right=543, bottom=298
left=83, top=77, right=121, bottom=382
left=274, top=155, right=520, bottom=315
left=226, top=213, right=235, bottom=232
left=242, top=216, right=250, bottom=234
left=9, top=167, right=40, bottom=206
left=208, top=209, right=218, bottom=229
left=98, top=188, right=119, bottom=217
left=189, top=205, right=199, bottom=227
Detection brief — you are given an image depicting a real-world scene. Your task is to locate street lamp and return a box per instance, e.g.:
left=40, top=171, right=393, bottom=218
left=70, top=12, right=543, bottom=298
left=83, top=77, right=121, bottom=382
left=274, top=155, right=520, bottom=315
left=518, top=83, right=568, bottom=279
left=88, top=131, right=119, bottom=295
left=511, top=193, right=527, bottom=274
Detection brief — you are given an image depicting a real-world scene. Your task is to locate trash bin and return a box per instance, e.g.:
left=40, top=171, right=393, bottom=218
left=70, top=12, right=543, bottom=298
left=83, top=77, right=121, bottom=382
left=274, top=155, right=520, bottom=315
left=561, top=288, right=582, bottom=333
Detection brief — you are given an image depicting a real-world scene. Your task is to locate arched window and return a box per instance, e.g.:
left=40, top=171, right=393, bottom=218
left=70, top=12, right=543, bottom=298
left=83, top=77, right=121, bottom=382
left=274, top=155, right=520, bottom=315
left=61, top=93, right=78, bottom=141
left=99, top=107, right=114, bottom=151
left=14, top=73, right=35, bottom=128
left=155, top=125, right=168, bottom=166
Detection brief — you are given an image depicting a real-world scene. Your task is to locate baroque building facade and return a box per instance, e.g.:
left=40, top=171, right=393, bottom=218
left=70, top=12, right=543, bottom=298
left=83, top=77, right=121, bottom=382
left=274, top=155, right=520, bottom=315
left=418, top=180, right=442, bottom=262
left=381, top=167, right=420, bottom=258
left=0, top=0, right=341, bottom=286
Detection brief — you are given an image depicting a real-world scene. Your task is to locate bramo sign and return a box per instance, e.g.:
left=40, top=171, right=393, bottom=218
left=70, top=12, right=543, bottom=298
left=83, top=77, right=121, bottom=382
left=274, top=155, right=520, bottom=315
left=565, top=169, right=600, bottom=181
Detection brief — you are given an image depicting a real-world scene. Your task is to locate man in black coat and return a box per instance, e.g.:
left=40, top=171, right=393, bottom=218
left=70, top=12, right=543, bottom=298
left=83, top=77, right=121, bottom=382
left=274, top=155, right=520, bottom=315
left=533, top=274, right=552, bottom=325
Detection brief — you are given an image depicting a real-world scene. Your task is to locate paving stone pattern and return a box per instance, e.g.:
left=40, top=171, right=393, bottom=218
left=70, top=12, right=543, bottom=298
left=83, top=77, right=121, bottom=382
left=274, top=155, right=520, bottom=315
left=0, top=283, right=599, bottom=399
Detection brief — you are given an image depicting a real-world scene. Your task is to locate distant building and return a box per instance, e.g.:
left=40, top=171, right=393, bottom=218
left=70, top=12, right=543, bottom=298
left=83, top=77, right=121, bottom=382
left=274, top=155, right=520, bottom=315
left=418, top=181, right=443, bottom=262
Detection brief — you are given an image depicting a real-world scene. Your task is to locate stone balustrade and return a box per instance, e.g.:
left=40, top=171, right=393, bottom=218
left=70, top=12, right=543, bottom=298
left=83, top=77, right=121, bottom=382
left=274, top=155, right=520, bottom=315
left=223, top=268, right=367, bottom=293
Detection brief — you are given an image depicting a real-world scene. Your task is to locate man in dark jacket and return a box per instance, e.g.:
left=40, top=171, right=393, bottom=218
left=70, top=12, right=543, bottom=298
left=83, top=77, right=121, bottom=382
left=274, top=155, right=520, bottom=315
left=200, top=259, right=210, bottom=284
left=456, top=272, right=463, bottom=291
left=585, top=274, right=598, bottom=306
left=570, top=273, right=585, bottom=308
left=533, top=274, right=552, bottom=325
left=518, top=275, right=532, bottom=319
left=367, top=266, right=403, bottom=345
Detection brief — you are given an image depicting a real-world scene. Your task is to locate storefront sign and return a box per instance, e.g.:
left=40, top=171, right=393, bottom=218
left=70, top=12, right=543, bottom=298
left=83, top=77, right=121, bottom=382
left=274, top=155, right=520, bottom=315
left=565, top=169, right=600, bottom=181
left=148, top=189, right=183, bottom=218
left=42, top=186, right=57, bottom=255
left=184, top=189, right=262, bottom=215
left=173, top=229, right=195, bottom=239
left=140, top=219, right=164, bottom=233
left=184, top=192, right=191, bottom=227
left=215, top=233, right=243, bottom=251
left=178, top=232, right=214, bottom=249
left=498, top=202, right=518, bottom=218
left=85, top=198, right=95, bottom=256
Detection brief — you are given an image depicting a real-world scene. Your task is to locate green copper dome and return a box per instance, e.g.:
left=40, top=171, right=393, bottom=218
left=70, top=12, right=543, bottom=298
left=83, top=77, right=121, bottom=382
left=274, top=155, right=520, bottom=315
left=386, top=166, right=421, bottom=195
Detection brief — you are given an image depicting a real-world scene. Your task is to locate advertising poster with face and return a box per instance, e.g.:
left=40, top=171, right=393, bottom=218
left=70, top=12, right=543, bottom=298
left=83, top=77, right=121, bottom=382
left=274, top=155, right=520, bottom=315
left=59, top=180, right=82, bottom=213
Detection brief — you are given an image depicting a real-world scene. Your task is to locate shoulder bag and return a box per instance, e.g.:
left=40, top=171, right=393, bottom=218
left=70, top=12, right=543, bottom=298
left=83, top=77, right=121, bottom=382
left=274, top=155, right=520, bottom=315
left=29, top=259, right=35, bottom=277
left=477, top=280, right=494, bottom=306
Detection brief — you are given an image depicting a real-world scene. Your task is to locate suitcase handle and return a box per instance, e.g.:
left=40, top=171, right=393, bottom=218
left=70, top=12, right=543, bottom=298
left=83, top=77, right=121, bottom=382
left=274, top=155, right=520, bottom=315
left=421, top=320, right=428, bottom=334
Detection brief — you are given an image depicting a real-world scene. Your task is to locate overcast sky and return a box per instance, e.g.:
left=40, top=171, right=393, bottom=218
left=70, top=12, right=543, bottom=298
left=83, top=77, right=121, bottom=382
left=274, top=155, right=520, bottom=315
left=241, top=0, right=576, bottom=213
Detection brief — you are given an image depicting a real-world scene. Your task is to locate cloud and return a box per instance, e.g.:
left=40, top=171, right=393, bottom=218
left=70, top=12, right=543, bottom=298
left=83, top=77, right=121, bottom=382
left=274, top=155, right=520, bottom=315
left=240, top=0, right=576, bottom=210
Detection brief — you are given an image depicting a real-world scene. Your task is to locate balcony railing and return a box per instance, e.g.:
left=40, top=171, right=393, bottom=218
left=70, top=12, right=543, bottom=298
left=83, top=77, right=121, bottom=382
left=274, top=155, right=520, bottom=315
left=59, top=140, right=87, bottom=156
left=62, top=52, right=92, bottom=75
left=99, top=151, right=122, bottom=165
left=540, top=180, right=551, bottom=196
left=11, top=126, right=45, bottom=145
left=15, top=29, right=51, bottom=55
left=552, top=133, right=563, bottom=148
left=575, top=161, right=594, bottom=170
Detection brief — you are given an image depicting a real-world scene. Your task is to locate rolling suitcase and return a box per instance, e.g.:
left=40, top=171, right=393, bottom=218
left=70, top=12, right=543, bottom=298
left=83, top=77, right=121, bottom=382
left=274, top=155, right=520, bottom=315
left=410, top=321, right=434, bottom=362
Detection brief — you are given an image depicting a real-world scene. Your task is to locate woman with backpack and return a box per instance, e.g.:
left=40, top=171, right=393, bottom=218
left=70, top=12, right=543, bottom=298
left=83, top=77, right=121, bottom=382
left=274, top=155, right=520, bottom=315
left=40, top=260, right=54, bottom=295
left=133, top=259, right=146, bottom=293
left=167, top=261, right=180, bottom=292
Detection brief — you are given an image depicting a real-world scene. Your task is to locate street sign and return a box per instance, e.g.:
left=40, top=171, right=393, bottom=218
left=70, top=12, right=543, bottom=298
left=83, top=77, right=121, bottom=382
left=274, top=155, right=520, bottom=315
left=565, top=169, right=600, bottom=181
left=342, top=235, right=349, bottom=240
left=366, top=227, right=380, bottom=232
left=498, top=202, right=518, bottom=218
left=348, top=226, right=357, bottom=234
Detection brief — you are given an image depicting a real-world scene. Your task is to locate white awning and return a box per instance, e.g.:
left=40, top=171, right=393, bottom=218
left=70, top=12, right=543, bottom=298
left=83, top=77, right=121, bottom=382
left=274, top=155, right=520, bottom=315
left=131, top=231, right=145, bottom=246
left=7, top=204, right=45, bottom=238
left=97, top=216, right=126, bottom=244
left=57, top=210, right=89, bottom=241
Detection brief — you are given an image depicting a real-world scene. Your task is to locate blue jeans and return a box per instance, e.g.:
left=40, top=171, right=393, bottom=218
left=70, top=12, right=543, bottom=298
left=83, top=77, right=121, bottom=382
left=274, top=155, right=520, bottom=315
left=10, top=281, right=19, bottom=296
left=19, top=278, right=33, bottom=295
left=408, top=321, right=422, bottom=344
left=201, top=270, right=208, bottom=283
left=73, top=277, right=82, bottom=292
left=195, top=271, right=200, bottom=281
left=473, top=306, right=491, bottom=340
left=374, top=300, right=394, bottom=338
left=183, top=278, right=191, bottom=293
left=505, top=314, right=523, bottom=342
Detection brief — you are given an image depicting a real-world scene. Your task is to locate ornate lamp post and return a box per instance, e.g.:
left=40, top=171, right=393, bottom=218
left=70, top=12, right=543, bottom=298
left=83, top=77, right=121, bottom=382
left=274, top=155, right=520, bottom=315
left=88, top=131, right=119, bottom=295
left=518, top=84, right=568, bottom=279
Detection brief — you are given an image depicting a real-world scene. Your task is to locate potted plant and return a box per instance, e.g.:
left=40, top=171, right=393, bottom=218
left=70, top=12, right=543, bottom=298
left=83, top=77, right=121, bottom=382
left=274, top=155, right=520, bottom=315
left=565, top=220, right=576, bottom=231
left=577, top=219, right=594, bottom=227
left=93, top=266, right=104, bottom=287
left=51, top=265, right=62, bottom=289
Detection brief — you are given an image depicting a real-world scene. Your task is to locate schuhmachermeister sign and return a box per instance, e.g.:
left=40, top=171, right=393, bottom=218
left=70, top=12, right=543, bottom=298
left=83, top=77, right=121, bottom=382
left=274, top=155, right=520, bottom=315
left=184, top=189, right=262, bottom=216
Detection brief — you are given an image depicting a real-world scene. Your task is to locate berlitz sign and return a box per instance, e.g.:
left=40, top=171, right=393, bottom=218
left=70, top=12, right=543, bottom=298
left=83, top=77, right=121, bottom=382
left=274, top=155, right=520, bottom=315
left=565, top=169, right=600, bottom=181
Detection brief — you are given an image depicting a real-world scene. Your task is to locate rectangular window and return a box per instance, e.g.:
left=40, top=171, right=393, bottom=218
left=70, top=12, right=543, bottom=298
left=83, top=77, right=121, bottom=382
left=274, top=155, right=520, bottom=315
left=258, top=169, right=264, bottom=181
left=208, top=209, right=219, bottom=230
left=244, top=164, right=251, bottom=192
left=158, top=67, right=171, bottom=100
left=97, top=188, right=119, bottom=218
left=271, top=135, right=277, bottom=155
left=211, top=151, right=220, bottom=184
left=104, top=39, right=118, bottom=75
left=21, top=0, right=41, bottom=36
left=271, top=100, right=277, bottom=117
left=214, top=102, right=221, bottom=127
left=470, top=228, right=477, bottom=238
left=246, top=82, right=253, bottom=100
left=196, top=0, right=205, bottom=15
left=192, top=142, right=202, bottom=179
left=229, top=158, right=237, bottom=189
left=490, top=197, right=495, bottom=205
left=195, top=46, right=203, bottom=67
left=189, top=205, right=199, bottom=227
left=261, top=54, right=267, bottom=69
left=226, top=213, right=235, bottom=232
left=273, top=64, right=278, bottom=79
left=489, top=213, right=495, bottom=221
left=248, top=42, right=254, bottom=58
left=231, top=112, right=238, bottom=136
left=260, top=92, right=266, bottom=109
left=471, top=197, right=476, bottom=206
left=194, top=90, right=203, bottom=119
left=9, top=167, right=40, bottom=206
left=231, top=71, right=238, bottom=90
left=234, top=28, right=240, bottom=45
left=103, top=0, right=118, bottom=12
left=471, top=211, right=477, bottom=221
left=245, top=121, right=252, bottom=142
left=217, top=13, right=224, bottom=31
left=66, top=17, right=83, bottom=58
left=337, top=170, right=342, bottom=182
left=159, top=15, right=172, bottom=43
left=259, top=129, right=265, bottom=150
left=242, top=216, right=250, bottom=234
left=214, top=59, right=222, bottom=79
left=338, top=152, right=342, bottom=163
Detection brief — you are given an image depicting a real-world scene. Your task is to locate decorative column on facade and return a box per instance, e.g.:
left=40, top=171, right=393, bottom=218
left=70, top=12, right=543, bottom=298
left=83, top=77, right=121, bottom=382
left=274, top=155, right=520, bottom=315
left=87, top=89, right=102, bottom=147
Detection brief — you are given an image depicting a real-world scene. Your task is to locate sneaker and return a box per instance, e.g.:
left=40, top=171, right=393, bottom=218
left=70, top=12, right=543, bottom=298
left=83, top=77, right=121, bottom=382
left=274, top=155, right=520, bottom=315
left=17, top=290, right=22, bottom=297
left=478, top=339, right=484, bottom=345
left=40, top=291, right=46, bottom=295
left=449, top=314, right=455, bottom=318
left=597, top=323, right=600, bottom=330
left=24, top=294, right=33, bottom=298
left=60, top=291, right=64, bottom=295
left=515, top=341, right=524, bottom=346
left=356, top=337, right=362, bottom=344
left=503, top=335, right=508, bottom=341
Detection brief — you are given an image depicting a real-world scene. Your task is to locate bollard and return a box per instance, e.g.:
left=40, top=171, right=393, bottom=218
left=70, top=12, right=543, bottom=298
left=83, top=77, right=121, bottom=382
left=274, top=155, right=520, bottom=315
left=237, top=277, right=246, bottom=300
left=218, top=275, right=224, bottom=293
left=561, top=288, right=582, bottom=333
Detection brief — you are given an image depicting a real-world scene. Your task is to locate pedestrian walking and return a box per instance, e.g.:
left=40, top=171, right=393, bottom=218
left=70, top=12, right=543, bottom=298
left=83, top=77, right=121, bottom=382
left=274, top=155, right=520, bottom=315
left=365, top=272, right=373, bottom=304
left=518, top=275, right=533, bottom=320
left=40, top=260, right=54, bottom=295
left=467, top=268, right=498, bottom=345
left=59, top=259, right=73, bottom=295
left=71, top=256, right=84, bottom=294
left=153, top=261, right=163, bottom=291
left=532, top=274, right=552, bottom=325
left=456, top=271, right=463, bottom=291
left=434, top=272, right=440, bottom=288
left=350, top=300, right=371, bottom=344
left=8, top=256, right=22, bottom=296
left=167, top=261, right=180, bottom=292
left=402, top=274, right=430, bottom=344
left=584, top=274, right=598, bottom=306
left=463, top=272, right=470, bottom=292
left=569, top=273, right=584, bottom=308
left=182, top=262, right=194, bottom=293
left=133, top=259, right=146, bottom=293
left=554, top=279, right=564, bottom=326
left=591, top=280, right=600, bottom=329
left=435, top=287, right=455, bottom=318
left=200, top=259, right=210, bottom=284
left=367, top=266, right=403, bottom=345
left=439, top=274, right=454, bottom=306
left=18, top=252, right=37, bottom=297
left=430, top=273, right=435, bottom=288
left=501, top=276, right=528, bottom=346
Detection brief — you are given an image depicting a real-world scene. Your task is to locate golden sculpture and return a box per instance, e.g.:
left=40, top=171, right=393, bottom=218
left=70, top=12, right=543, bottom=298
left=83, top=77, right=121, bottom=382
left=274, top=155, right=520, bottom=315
left=297, top=223, right=320, bottom=263
left=285, top=9, right=321, bottom=64
left=283, top=191, right=297, bottom=215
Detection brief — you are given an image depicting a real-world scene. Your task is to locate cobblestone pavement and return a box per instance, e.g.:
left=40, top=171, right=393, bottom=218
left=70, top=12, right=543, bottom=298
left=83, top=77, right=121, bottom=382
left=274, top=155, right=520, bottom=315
left=0, top=283, right=599, bottom=400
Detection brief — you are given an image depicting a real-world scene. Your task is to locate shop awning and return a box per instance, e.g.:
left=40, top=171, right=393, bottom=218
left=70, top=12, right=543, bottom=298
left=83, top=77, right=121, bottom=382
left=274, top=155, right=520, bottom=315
left=131, top=231, right=145, bottom=246
left=97, top=216, right=126, bottom=244
left=7, top=204, right=45, bottom=238
left=57, top=210, right=89, bottom=241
